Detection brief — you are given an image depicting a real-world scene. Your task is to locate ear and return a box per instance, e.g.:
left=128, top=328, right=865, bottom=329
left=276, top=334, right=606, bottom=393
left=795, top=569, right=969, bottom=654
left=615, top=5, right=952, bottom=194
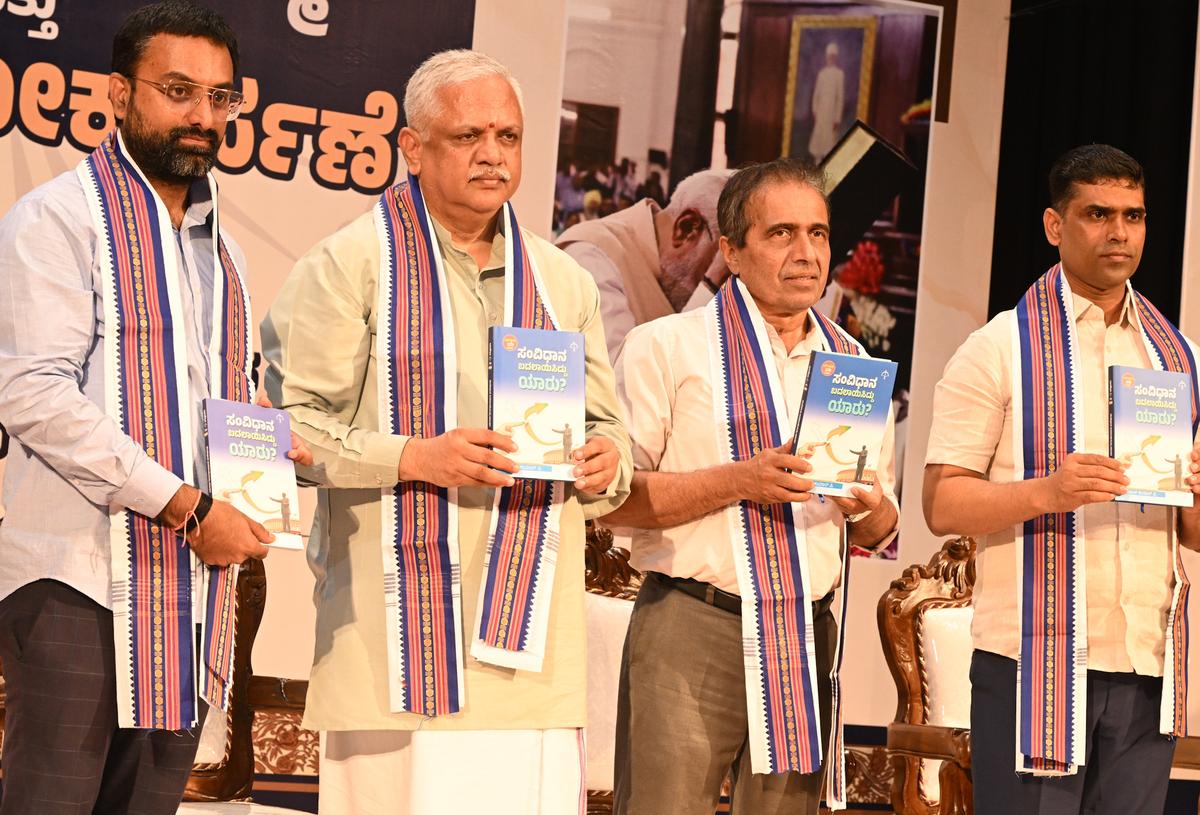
left=671, top=208, right=707, bottom=248
left=719, top=235, right=740, bottom=276
left=1043, top=206, right=1062, bottom=247
left=109, top=73, right=130, bottom=123
left=398, top=127, right=423, bottom=175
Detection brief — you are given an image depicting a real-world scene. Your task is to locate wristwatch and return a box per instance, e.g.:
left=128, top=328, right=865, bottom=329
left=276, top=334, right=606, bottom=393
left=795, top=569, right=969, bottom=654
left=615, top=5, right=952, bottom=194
left=846, top=507, right=872, bottom=524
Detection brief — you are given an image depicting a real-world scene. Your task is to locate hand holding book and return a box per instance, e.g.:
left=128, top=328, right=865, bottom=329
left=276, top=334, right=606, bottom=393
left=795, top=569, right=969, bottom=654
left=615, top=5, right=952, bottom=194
left=256, top=394, right=313, bottom=467
left=735, top=443, right=815, bottom=505
left=570, top=435, right=619, bottom=494
left=398, top=428, right=519, bottom=489
left=1037, top=452, right=1129, bottom=512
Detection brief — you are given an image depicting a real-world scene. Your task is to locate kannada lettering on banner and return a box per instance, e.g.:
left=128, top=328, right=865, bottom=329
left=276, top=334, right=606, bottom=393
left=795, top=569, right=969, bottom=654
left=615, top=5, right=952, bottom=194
left=0, top=0, right=475, bottom=193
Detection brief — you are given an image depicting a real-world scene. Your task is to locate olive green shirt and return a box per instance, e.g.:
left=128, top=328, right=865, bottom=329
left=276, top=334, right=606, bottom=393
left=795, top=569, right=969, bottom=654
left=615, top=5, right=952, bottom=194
left=262, top=207, right=631, bottom=731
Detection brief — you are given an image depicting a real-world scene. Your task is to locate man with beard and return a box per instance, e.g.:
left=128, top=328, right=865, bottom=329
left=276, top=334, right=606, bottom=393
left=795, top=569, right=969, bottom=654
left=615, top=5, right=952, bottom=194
left=0, top=3, right=296, bottom=812
left=262, top=49, right=631, bottom=813
left=556, top=169, right=732, bottom=365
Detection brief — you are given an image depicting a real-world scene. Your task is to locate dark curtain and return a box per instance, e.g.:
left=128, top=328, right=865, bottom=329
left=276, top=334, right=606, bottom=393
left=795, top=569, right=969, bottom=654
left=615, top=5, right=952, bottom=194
left=987, top=0, right=1198, bottom=321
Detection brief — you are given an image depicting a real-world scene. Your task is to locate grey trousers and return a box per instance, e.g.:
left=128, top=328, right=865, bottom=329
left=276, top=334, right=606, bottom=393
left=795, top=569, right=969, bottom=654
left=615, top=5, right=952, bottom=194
left=970, top=649, right=1175, bottom=815
left=614, top=571, right=835, bottom=815
left=0, top=580, right=203, bottom=815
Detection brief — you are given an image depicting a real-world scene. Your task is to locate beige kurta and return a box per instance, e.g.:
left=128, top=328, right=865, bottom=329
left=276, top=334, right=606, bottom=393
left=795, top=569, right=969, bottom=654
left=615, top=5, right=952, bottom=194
left=262, top=207, right=632, bottom=732
left=556, top=200, right=673, bottom=367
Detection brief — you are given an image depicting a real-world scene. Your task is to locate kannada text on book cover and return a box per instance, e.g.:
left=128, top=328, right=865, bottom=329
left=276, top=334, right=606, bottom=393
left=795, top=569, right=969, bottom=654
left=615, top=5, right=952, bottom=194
left=794, top=351, right=896, bottom=497
left=1110, top=365, right=1194, bottom=508
left=490, top=327, right=585, bottom=481
left=204, top=398, right=303, bottom=548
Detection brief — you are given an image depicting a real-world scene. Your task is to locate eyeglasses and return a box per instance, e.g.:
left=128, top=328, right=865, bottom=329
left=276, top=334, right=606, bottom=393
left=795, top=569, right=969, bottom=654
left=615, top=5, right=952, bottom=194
left=128, top=76, right=245, bottom=121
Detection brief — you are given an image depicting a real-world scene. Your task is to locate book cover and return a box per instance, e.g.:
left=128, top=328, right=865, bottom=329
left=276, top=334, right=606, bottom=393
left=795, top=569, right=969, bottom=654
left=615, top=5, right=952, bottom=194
left=1109, top=365, right=1194, bottom=508
left=791, top=350, right=897, bottom=498
left=203, top=398, right=304, bottom=549
left=488, top=326, right=586, bottom=482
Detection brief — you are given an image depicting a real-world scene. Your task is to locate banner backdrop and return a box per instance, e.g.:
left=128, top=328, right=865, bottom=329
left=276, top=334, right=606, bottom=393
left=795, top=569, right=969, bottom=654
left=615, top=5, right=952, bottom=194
left=0, top=1, right=475, bottom=193
left=0, top=0, right=478, bottom=482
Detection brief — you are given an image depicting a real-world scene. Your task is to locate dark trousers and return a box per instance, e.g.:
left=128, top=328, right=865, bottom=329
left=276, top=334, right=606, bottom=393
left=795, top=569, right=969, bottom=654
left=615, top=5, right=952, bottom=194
left=970, top=649, right=1175, bottom=815
left=614, top=572, right=835, bottom=815
left=0, top=580, right=202, bottom=815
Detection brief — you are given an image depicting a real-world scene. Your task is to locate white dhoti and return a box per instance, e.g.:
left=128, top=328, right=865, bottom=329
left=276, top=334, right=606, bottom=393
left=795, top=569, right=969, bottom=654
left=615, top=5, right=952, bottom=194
left=318, top=728, right=586, bottom=815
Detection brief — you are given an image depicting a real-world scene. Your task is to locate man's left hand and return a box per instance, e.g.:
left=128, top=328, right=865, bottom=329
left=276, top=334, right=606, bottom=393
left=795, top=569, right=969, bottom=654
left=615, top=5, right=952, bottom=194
left=257, top=394, right=313, bottom=467
left=572, top=435, right=619, bottom=495
left=831, top=478, right=884, bottom=519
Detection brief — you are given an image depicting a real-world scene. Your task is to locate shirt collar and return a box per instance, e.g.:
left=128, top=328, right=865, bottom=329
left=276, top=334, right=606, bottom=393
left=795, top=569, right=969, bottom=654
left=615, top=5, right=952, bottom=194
left=761, top=311, right=824, bottom=360
left=429, top=212, right=507, bottom=274
left=179, top=177, right=215, bottom=232
left=1070, top=286, right=1135, bottom=328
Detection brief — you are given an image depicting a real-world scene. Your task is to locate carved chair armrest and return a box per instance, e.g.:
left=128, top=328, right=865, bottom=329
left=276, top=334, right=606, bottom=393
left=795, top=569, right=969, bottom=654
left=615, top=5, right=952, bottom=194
left=247, top=676, right=308, bottom=713
left=887, top=722, right=971, bottom=768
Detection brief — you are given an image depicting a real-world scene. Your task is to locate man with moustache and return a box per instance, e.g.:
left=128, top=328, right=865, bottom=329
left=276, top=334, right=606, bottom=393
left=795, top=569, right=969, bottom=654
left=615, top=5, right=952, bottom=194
left=0, top=3, right=294, bottom=812
left=924, top=145, right=1200, bottom=815
left=557, top=169, right=732, bottom=366
left=262, top=49, right=632, bottom=814
left=603, top=158, right=898, bottom=814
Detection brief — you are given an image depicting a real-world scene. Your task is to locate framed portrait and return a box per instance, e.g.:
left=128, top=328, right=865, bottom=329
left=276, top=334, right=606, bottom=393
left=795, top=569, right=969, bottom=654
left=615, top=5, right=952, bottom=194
left=782, top=15, right=877, bottom=162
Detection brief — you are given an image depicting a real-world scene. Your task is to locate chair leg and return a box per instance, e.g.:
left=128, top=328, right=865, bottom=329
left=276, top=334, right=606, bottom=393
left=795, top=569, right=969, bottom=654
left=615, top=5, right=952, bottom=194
left=936, top=760, right=972, bottom=815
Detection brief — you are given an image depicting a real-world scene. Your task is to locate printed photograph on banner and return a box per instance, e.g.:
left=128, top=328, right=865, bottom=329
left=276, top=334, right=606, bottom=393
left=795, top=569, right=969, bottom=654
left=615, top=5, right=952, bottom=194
left=554, top=1, right=940, bottom=558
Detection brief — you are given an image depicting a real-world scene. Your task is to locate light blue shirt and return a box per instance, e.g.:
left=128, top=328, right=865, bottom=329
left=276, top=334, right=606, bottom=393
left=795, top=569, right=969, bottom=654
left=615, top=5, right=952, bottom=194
left=0, top=162, right=246, bottom=609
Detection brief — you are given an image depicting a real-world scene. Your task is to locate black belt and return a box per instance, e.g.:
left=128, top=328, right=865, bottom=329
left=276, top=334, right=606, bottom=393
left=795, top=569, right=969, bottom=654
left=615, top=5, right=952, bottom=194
left=653, top=572, right=835, bottom=617
left=654, top=572, right=741, bottom=614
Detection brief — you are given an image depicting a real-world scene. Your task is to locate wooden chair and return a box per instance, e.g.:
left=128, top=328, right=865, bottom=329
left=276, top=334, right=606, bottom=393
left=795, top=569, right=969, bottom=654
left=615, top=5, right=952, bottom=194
left=877, top=537, right=976, bottom=815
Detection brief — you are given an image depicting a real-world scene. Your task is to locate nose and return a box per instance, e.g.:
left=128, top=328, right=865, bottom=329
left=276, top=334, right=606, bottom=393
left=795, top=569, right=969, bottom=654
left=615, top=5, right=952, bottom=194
left=791, top=231, right=817, bottom=263
left=476, top=132, right=502, bottom=165
left=1109, top=215, right=1128, bottom=242
left=186, top=93, right=219, bottom=129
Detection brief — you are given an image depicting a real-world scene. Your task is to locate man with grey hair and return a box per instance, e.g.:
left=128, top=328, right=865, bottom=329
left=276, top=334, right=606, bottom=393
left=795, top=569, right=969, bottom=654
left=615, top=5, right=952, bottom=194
left=556, top=168, right=732, bottom=365
left=603, top=157, right=897, bottom=814
left=262, top=48, right=632, bottom=814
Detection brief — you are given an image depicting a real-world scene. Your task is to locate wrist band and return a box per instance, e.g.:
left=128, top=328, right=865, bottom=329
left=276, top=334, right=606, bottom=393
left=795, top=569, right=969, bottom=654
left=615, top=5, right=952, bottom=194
left=185, top=492, right=214, bottom=533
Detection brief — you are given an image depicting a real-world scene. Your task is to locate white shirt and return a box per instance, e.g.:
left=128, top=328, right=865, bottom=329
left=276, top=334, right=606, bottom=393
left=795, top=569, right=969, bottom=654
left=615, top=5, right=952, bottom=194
left=616, top=306, right=898, bottom=597
left=925, top=290, right=1194, bottom=675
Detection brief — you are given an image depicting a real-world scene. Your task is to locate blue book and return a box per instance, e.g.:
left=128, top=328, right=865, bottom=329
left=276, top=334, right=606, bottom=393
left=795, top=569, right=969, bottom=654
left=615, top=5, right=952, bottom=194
left=488, top=326, right=586, bottom=482
left=202, top=398, right=304, bottom=549
left=790, top=350, right=897, bottom=498
left=1109, top=365, right=1194, bottom=508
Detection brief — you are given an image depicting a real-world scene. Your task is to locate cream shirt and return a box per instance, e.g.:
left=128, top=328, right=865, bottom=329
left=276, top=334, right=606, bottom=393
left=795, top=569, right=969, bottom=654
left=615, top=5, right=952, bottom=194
left=926, top=290, right=1199, bottom=675
left=616, top=305, right=898, bottom=597
left=262, top=208, right=632, bottom=732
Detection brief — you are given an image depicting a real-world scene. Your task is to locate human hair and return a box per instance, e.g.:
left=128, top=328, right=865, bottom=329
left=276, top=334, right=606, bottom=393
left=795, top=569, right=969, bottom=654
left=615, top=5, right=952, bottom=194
left=665, top=169, right=733, bottom=238
left=112, top=1, right=239, bottom=78
left=404, top=49, right=525, bottom=134
left=717, top=158, right=829, bottom=248
left=1048, top=144, right=1144, bottom=212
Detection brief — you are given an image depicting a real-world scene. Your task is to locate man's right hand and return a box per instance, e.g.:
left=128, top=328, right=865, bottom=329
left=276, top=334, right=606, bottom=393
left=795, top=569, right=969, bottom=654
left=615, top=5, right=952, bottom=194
left=158, top=484, right=271, bottom=567
left=1039, top=452, right=1129, bottom=513
left=188, top=499, right=272, bottom=567
left=398, top=428, right=519, bottom=489
left=734, top=443, right=814, bottom=505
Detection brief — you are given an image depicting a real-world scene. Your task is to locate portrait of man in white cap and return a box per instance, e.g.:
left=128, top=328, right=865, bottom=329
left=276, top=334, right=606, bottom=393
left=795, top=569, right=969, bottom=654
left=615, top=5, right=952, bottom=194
left=809, top=40, right=846, bottom=161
